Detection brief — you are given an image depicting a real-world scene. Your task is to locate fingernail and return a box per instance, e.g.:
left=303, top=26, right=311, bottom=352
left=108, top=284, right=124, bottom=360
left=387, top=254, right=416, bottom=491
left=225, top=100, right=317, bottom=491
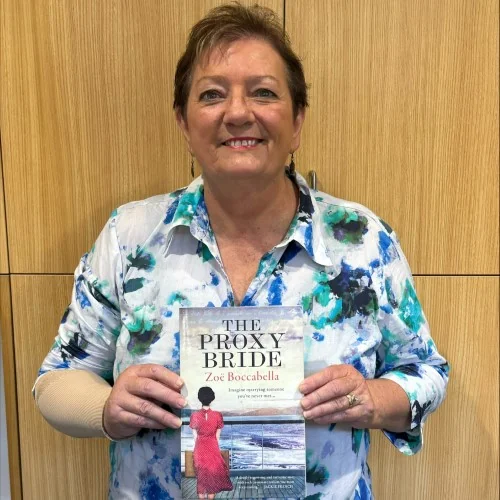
left=301, top=397, right=311, bottom=410
left=176, top=378, right=184, bottom=388
left=299, top=383, right=307, bottom=393
left=177, top=397, right=187, bottom=408
left=303, top=410, right=311, bottom=419
left=175, top=417, right=182, bottom=428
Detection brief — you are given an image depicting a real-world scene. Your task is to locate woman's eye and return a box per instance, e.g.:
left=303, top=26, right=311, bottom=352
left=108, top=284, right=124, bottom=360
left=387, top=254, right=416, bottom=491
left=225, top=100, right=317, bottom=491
left=254, top=88, right=277, bottom=98
left=199, top=90, right=222, bottom=101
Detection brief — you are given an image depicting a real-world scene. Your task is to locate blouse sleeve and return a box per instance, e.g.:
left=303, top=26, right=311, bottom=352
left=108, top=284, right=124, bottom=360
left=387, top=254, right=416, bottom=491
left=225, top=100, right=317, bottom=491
left=190, top=412, right=198, bottom=430
left=35, top=212, right=123, bottom=388
left=374, top=224, right=449, bottom=455
left=216, top=412, right=224, bottom=429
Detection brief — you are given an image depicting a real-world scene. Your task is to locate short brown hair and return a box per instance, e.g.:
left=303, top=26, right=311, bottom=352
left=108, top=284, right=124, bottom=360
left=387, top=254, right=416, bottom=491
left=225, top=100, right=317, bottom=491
left=173, top=2, right=308, bottom=118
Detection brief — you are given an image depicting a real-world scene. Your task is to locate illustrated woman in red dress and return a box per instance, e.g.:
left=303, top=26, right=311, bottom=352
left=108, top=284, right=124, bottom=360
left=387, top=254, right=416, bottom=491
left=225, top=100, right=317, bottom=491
left=190, top=386, right=233, bottom=499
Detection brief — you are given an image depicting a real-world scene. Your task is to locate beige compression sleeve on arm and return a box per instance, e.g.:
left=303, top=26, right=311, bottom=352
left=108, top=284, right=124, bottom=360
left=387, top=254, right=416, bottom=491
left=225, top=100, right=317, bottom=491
left=34, top=369, right=112, bottom=438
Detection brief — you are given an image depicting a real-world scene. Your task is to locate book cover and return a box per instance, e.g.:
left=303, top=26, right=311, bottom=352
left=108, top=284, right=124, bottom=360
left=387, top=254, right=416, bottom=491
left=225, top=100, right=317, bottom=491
left=180, top=306, right=305, bottom=499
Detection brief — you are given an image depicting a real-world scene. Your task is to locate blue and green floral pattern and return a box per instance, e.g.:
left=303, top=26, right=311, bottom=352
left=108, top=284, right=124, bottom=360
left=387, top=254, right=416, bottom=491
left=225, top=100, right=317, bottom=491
left=37, top=173, right=448, bottom=499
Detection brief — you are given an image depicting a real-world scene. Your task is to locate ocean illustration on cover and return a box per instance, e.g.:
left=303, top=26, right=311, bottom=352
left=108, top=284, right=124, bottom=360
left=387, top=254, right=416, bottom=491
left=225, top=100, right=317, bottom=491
left=180, top=306, right=306, bottom=499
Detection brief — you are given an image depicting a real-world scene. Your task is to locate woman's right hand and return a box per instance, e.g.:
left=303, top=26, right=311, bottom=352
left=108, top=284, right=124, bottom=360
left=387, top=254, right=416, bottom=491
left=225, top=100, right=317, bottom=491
left=102, top=364, right=185, bottom=440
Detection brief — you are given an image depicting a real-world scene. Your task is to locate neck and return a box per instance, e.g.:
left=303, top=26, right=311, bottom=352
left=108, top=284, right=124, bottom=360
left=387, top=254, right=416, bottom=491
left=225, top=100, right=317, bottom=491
left=203, top=172, right=298, bottom=240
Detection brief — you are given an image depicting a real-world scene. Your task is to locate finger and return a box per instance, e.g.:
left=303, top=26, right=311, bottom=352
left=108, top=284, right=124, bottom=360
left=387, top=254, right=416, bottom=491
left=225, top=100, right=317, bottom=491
left=135, top=364, right=184, bottom=390
left=126, top=377, right=186, bottom=409
left=119, top=395, right=183, bottom=429
left=114, top=409, right=174, bottom=431
left=299, top=365, right=351, bottom=394
left=303, top=393, right=358, bottom=420
left=301, top=378, right=358, bottom=411
left=313, top=406, right=366, bottom=426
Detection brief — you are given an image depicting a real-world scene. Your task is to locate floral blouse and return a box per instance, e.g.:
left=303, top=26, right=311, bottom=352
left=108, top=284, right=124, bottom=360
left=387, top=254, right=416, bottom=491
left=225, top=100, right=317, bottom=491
left=37, top=173, right=449, bottom=499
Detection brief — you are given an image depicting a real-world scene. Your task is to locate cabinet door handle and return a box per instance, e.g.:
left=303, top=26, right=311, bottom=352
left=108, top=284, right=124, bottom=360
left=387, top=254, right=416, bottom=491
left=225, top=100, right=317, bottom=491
left=308, top=170, right=317, bottom=190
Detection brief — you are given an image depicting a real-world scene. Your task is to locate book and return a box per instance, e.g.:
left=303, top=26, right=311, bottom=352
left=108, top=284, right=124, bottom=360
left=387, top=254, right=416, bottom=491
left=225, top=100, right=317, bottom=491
left=180, top=306, right=306, bottom=500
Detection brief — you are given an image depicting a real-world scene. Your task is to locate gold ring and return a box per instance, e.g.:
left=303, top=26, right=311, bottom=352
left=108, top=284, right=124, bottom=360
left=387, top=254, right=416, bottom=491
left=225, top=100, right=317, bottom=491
left=346, top=393, right=360, bottom=407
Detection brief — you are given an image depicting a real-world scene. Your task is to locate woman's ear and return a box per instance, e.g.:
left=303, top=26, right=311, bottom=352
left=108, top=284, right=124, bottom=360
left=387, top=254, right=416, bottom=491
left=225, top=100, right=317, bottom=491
left=175, top=108, right=191, bottom=148
left=291, top=107, right=306, bottom=152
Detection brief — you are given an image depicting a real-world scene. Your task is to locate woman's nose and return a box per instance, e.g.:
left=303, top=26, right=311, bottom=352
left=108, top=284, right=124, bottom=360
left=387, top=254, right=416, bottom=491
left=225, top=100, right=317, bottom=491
left=223, top=96, right=254, bottom=126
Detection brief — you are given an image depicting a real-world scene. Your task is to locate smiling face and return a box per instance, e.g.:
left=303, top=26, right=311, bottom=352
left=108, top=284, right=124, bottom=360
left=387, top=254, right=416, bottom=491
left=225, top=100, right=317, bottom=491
left=176, top=38, right=305, bottom=183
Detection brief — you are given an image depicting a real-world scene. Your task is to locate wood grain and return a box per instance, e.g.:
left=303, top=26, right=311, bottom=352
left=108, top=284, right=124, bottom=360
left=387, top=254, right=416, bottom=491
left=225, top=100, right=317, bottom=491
left=1, top=0, right=281, bottom=274
left=11, top=275, right=110, bottom=500
left=10, top=274, right=499, bottom=500
left=0, top=156, right=8, bottom=273
left=0, top=276, right=22, bottom=500
left=287, top=0, right=499, bottom=274
left=370, top=277, right=499, bottom=500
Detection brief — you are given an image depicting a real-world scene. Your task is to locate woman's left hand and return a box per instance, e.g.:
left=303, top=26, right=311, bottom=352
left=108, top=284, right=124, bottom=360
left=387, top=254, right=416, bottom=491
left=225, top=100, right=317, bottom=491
left=299, top=364, right=376, bottom=427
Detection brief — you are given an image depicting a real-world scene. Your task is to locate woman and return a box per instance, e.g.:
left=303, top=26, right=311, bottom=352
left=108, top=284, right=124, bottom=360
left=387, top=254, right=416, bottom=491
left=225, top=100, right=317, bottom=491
left=189, top=387, right=232, bottom=499
left=34, top=3, right=449, bottom=499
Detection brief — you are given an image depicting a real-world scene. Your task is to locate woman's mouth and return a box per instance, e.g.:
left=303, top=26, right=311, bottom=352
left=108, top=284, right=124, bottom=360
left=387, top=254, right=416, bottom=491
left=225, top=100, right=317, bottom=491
left=222, top=138, right=263, bottom=148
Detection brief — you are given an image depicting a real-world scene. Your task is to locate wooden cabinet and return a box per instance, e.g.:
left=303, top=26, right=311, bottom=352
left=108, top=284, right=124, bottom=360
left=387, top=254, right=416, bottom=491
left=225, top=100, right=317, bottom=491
left=0, top=277, right=21, bottom=499
left=1, top=0, right=281, bottom=273
left=9, top=275, right=499, bottom=499
left=0, top=163, right=8, bottom=273
left=11, top=275, right=109, bottom=500
left=370, top=277, right=499, bottom=499
left=287, top=0, right=499, bottom=274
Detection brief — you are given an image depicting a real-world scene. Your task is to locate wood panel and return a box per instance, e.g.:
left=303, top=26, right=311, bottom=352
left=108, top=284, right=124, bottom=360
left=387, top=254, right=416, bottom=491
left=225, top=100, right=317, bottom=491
left=287, top=0, right=499, bottom=275
left=0, top=277, right=22, bottom=500
left=0, top=156, right=8, bottom=273
left=370, top=277, right=499, bottom=500
left=10, top=274, right=499, bottom=499
left=11, top=275, right=109, bottom=500
left=1, top=0, right=281, bottom=274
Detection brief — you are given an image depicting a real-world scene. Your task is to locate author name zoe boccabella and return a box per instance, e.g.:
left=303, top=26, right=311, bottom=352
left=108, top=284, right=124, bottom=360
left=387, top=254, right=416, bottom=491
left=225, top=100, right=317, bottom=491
left=205, top=370, right=280, bottom=382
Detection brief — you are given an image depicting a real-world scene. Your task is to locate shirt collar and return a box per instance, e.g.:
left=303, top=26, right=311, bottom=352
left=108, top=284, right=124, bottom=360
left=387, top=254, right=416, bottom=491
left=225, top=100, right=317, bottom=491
left=164, top=173, right=334, bottom=267
left=163, top=176, right=214, bottom=243
left=277, top=173, right=334, bottom=267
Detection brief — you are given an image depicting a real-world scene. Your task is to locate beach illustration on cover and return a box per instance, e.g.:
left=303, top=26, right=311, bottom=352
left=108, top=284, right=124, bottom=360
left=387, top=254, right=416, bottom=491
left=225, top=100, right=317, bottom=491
left=180, top=306, right=306, bottom=499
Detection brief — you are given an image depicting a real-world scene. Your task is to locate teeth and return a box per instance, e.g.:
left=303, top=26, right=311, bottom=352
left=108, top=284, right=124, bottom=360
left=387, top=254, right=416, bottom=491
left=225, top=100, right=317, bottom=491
left=226, top=139, right=258, bottom=147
